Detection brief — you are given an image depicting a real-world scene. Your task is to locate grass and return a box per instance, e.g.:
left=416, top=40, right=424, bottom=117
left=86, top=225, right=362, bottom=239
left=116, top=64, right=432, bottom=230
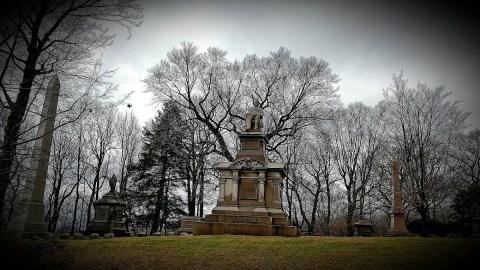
left=2, top=235, right=479, bottom=270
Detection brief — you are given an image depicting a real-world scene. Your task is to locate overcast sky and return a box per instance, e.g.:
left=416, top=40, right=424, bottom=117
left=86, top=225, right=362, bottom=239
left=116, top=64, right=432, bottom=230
left=102, top=0, right=480, bottom=130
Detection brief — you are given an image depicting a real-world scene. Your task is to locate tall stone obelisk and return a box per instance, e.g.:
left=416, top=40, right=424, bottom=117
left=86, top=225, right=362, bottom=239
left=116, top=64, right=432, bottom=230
left=386, top=160, right=409, bottom=236
left=6, top=74, right=60, bottom=238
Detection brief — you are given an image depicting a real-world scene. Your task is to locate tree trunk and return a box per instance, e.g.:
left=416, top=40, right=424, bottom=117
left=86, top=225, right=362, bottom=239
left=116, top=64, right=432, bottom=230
left=0, top=52, right=39, bottom=213
left=198, top=167, right=205, bottom=217
left=346, top=201, right=355, bottom=237
left=418, top=204, right=430, bottom=237
left=151, top=157, right=167, bottom=234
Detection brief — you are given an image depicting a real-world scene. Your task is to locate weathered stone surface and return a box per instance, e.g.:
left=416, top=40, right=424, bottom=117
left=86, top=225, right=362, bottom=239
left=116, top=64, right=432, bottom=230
left=6, top=75, right=60, bottom=239
left=385, top=160, right=409, bottom=237
left=73, top=233, right=84, bottom=240
left=194, top=100, right=298, bottom=237
left=103, top=233, right=114, bottom=239
left=83, top=175, right=127, bottom=237
left=178, top=216, right=202, bottom=234
left=354, top=220, right=373, bottom=236
left=89, top=233, right=100, bottom=239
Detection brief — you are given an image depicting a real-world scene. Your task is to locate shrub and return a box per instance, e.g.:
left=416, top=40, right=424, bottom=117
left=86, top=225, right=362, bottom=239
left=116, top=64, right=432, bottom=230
left=407, top=218, right=448, bottom=237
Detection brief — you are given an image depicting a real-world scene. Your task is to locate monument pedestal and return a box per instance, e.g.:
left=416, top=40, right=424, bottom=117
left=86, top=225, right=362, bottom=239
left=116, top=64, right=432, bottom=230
left=178, top=216, right=202, bottom=234
left=385, top=211, right=410, bottom=236
left=83, top=176, right=128, bottom=237
left=194, top=206, right=298, bottom=237
left=194, top=101, right=298, bottom=237
left=5, top=201, right=48, bottom=239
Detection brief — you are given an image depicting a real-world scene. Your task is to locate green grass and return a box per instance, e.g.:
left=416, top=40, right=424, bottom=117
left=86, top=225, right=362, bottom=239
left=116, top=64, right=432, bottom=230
left=2, top=235, right=479, bottom=270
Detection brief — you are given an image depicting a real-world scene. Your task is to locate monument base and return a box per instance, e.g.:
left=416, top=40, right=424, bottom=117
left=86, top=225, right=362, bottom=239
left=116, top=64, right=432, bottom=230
left=4, top=220, right=48, bottom=239
left=5, top=201, right=48, bottom=239
left=385, top=211, right=412, bottom=237
left=193, top=206, right=298, bottom=237
left=178, top=216, right=202, bottom=234
left=83, top=220, right=127, bottom=237
left=384, top=229, right=412, bottom=237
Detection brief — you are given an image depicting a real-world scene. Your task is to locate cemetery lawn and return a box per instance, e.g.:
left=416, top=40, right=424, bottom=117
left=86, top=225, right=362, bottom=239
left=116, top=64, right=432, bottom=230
left=3, top=235, right=479, bottom=269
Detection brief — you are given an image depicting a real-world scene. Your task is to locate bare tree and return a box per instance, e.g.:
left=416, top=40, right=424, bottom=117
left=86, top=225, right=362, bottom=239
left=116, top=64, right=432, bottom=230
left=0, top=0, right=142, bottom=214
left=451, top=129, right=480, bottom=187
left=45, top=126, right=77, bottom=232
left=70, top=119, right=90, bottom=235
left=289, top=129, right=337, bottom=235
left=332, top=102, right=385, bottom=236
left=84, top=108, right=117, bottom=224
left=181, top=118, right=215, bottom=217
left=143, top=42, right=340, bottom=162
left=115, top=107, right=141, bottom=196
left=384, top=72, right=470, bottom=236
left=307, top=125, right=337, bottom=235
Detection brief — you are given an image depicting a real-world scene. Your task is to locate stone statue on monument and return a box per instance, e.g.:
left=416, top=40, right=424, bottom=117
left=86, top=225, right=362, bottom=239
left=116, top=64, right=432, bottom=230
left=245, top=97, right=263, bottom=131
left=109, top=174, right=117, bottom=193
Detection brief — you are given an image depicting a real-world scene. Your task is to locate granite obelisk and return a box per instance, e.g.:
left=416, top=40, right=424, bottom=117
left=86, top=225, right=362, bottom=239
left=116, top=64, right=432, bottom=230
left=6, top=74, right=60, bottom=238
left=386, top=160, right=409, bottom=236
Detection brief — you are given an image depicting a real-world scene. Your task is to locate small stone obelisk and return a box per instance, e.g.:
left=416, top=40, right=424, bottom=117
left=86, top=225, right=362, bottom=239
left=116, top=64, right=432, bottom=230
left=386, top=160, right=409, bottom=236
left=6, top=74, right=60, bottom=238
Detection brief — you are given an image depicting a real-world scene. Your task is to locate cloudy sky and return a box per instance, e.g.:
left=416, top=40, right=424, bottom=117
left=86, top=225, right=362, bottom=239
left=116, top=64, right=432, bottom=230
left=102, top=0, right=480, bottom=130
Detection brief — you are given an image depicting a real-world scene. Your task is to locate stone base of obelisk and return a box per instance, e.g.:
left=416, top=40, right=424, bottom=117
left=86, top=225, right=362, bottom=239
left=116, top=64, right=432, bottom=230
left=5, top=202, right=48, bottom=239
left=193, top=205, right=298, bottom=237
left=385, top=211, right=411, bottom=237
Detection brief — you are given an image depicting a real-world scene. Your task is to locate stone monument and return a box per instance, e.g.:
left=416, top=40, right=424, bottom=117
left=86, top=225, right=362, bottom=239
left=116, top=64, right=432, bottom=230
left=353, top=220, right=373, bottom=236
left=6, top=75, right=60, bottom=239
left=84, top=174, right=129, bottom=236
left=178, top=216, right=202, bottom=234
left=385, top=160, right=409, bottom=236
left=193, top=99, right=298, bottom=237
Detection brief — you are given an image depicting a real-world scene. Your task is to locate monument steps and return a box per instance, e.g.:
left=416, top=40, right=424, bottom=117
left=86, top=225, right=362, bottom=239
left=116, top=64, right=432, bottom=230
left=194, top=221, right=298, bottom=237
left=211, top=209, right=288, bottom=218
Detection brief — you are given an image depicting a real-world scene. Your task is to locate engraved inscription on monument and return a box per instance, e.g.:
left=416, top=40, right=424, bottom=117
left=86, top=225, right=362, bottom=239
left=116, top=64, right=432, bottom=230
left=232, top=217, right=257, bottom=223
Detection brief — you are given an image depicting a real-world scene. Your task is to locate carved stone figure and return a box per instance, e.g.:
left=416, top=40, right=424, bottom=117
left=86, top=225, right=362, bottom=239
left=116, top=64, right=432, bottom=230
left=246, top=98, right=263, bottom=131
left=109, top=174, right=117, bottom=193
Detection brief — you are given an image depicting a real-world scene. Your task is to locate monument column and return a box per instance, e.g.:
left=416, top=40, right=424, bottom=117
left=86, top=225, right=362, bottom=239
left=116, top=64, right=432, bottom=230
left=218, top=178, right=226, bottom=202
left=6, top=75, right=60, bottom=238
left=386, top=160, right=409, bottom=236
left=232, top=173, right=239, bottom=204
left=273, top=178, right=282, bottom=205
left=258, top=174, right=266, bottom=203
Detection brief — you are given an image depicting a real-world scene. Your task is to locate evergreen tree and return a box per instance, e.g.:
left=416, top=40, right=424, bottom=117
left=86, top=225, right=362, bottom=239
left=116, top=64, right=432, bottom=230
left=450, top=184, right=480, bottom=236
left=128, top=100, right=187, bottom=234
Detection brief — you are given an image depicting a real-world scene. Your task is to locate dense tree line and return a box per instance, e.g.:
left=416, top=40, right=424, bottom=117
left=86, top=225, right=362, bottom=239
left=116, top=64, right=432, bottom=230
left=1, top=9, right=478, bottom=237
left=0, top=0, right=142, bottom=226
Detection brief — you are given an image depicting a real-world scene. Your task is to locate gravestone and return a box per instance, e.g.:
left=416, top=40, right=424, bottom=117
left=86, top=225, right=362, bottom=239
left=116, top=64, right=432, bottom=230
left=385, top=160, right=409, bottom=236
left=354, top=220, right=373, bottom=236
left=193, top=99, right=298, bottom=237
left=6, top=75, right=60, bottom=239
